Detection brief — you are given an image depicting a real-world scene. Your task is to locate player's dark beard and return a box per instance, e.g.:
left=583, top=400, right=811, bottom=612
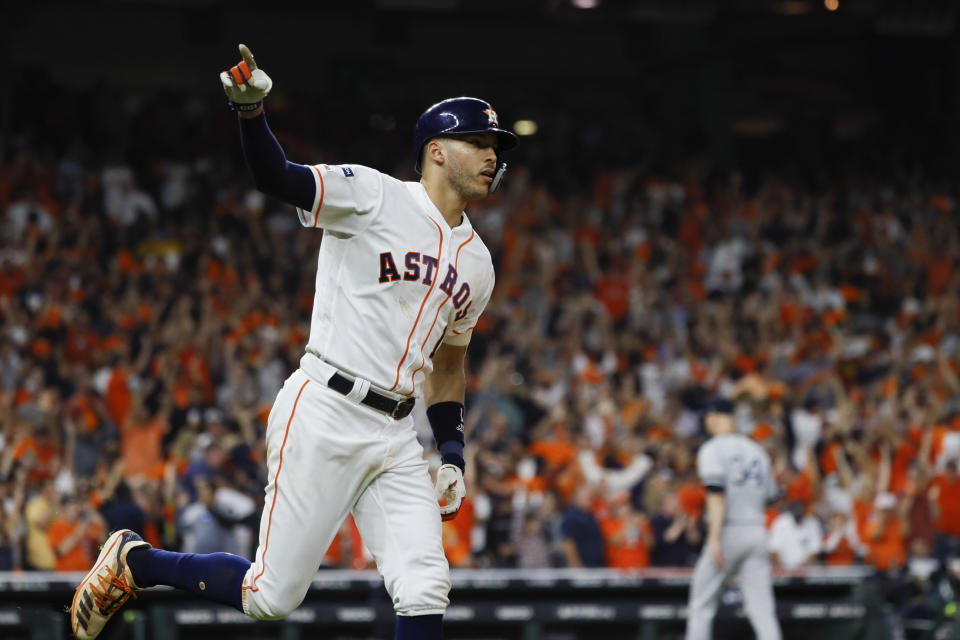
left=448, top=157, right=488, bottom=201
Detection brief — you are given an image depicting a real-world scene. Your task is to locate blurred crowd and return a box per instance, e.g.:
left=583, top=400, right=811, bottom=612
left=2, top=91, right=960, bottom=633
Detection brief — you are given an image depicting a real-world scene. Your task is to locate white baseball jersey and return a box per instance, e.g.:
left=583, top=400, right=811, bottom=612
left=697, top=433, right=777, bottom=526
left=241, top=163, right=494, bottom=620
left=295, top=163, right=495, bottom=396
left=688, top=433, right=783, bottom=640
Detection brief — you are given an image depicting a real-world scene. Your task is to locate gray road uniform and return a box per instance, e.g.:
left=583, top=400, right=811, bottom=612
left=685, top=433, right=783, bottom=640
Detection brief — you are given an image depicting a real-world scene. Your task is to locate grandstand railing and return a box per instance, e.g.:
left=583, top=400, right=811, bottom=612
left=0, top=566, right=928, bottom=640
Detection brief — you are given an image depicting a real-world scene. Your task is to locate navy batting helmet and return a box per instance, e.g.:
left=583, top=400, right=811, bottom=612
left=413, top=97, right=518, bottom=190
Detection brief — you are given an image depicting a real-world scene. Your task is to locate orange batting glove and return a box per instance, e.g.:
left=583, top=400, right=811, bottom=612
left=220, top=43, right=273, bottom=109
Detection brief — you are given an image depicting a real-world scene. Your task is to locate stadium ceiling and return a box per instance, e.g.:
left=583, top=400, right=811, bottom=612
left=6, top=0, right=958, bottom=151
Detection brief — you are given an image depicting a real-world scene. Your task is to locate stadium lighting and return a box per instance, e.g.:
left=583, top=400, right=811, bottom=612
left=571, top=0, right=600, bottom=9
left=514, top=120, right=538, bottom=136
left=778, top=1, right=811, bottom=15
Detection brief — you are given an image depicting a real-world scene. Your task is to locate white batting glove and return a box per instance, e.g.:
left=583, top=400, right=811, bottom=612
left=220, top=44, right=273, bottom=107
left=435, top=464, right=466, bottom=521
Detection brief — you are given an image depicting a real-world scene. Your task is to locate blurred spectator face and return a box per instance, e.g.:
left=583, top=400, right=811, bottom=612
left=540, top=491, right=557, bottom=517
left=572, top=486, right=593, bottom=511
left=186, top=408, right=203, bottom=430
left=910, top=538, right=930, bottom=559
left=523, top=514, right=541, bottom=536
left=205, top=443, right=226, bottom=469
left=611, top=498, right=631, bottom=520
left=35, top=426, right=52, bottom=446
left=647, top=471, right=670, bottom=497
left=41, top=479, right=57, bottom=503
left=672, top=447, right=692, bottom=473
left=205, top=408, right=228, bottom=437
left=660, top=493, right=679, bottom=517
left=62, top=498, right=82, bottom=523
left=194, top=477, right=213, bottom=503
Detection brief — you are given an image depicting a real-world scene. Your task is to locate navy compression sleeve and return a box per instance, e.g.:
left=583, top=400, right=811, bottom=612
left=238, top=112, right=316, bottom=212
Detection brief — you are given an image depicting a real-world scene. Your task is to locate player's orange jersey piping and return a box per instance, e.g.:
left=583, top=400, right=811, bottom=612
left=390, top=217, right=443, bottom=392
left=243, top=378, right=310, bottom=592
left=408, top=230, right=475, bottom=393
left=310, top=166, right=325, bottom=227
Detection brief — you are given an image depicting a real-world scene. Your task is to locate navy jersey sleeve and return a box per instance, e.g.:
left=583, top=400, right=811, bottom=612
left=238, top=112, right=316, bottom=212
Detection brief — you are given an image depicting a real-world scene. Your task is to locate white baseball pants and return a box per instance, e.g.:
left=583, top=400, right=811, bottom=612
left=241, top=365, right=450, bottom=620
left=685, top=525, right=782, bottom=640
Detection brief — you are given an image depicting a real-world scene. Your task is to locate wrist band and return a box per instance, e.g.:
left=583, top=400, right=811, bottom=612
left=427, top=402, right=466, bottom=472
left=228, top=99, right=263, bottom=113
left=438, top=447, right=465, bottom=473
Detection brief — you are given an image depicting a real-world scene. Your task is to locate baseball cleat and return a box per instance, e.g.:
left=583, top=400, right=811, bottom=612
left=70, top=529, right=151, bottom=639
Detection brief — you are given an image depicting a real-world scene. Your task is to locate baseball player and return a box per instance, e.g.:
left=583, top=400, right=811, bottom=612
left=685, top=399, right=782, bottom=640
left=71, top=44, right=516, bottom=640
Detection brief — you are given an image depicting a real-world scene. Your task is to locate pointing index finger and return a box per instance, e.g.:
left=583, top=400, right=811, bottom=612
left=238, top=44, right=257, bottom=70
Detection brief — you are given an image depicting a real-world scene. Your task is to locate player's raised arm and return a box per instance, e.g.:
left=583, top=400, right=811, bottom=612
left=220, top=44, right=316, bottom=212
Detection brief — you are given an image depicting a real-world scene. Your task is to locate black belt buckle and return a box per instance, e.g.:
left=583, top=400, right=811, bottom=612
left=391, top=398, right=415, bottom=420
left=328, top=370, right=414, bottom=420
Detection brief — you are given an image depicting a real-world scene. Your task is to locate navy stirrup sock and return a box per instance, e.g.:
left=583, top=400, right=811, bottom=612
left=127, top=548, right=249, bottom=612
left=395, top=614, right=443, bottom=640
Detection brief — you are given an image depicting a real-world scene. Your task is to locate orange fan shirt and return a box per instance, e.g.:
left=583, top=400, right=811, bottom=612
left=823, top=534, right=857, bottom=566
left=600, top=516, right=653, bottom=569
left=864, top=517, right=906, bottom=572
left=931, top=474, right=960, bottom=536
left=47, top=518, right=103, bottom=572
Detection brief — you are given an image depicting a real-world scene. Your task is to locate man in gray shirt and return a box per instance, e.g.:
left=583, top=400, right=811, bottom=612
left=685, top=399, right=782, bottom=640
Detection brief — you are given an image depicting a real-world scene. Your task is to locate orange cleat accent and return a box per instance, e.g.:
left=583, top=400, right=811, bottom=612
left=70, top=529, right=150, bottom=640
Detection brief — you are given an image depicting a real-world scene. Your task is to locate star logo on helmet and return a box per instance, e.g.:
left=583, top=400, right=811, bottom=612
left=483, top=108, right=499, bottom=127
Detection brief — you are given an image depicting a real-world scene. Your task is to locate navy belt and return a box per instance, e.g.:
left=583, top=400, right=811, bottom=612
left=326, top=372, right=416, bottom=420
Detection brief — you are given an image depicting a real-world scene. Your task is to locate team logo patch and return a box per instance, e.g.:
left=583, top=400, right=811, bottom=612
left=483, top=108, right=499, bottom=127
left=342, top=167, right=355, bottom=178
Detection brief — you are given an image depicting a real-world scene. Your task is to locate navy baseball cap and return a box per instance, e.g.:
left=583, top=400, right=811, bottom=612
left=413, top=97, right=518, bottom=174
left=702, top=397, right=736, bottom=416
